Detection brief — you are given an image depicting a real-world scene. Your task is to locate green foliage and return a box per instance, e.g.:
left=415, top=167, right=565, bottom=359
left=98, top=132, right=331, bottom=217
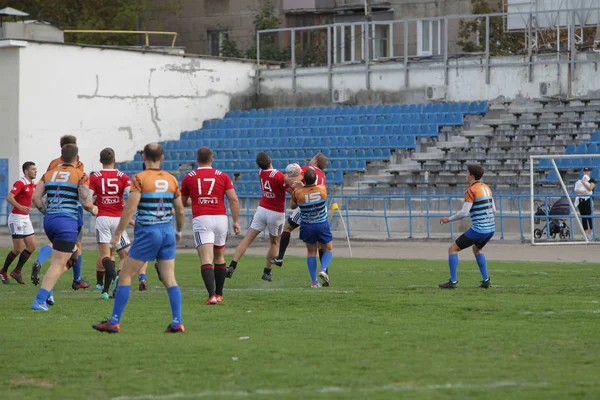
left=297, top=32, right=327, bottom=66
left=3, top=251, right=600, bottom=399
left=0, top=0, right=181, bottom=46
left=457, top=0, right=524, bottom=56
left=221, top=37, right=243, bottom=58
left=244, top=1, right=289, bottom=62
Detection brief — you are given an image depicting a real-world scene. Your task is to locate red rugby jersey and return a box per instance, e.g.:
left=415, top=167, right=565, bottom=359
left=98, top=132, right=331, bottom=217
left=181, top=167, right=234, bottom=217
left=258, top=169, right=287, bottom=213
left=89, top=169, right=131, bottom=217
left=10, top=178, right=36, bottom=215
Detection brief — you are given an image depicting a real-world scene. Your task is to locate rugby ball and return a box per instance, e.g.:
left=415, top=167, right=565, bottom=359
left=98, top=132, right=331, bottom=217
left=285, top=163, right=301, bottom=177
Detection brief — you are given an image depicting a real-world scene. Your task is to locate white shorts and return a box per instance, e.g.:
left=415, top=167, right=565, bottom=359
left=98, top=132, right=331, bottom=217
left=288, top=208, right=302, bottom=227
left=250, top=206, right=285, bottom=237
left=95, top=216, right=131, bottom=252
left=8, top=213, right=35, bottom=238
left=192, top=215, right=229, bottom=248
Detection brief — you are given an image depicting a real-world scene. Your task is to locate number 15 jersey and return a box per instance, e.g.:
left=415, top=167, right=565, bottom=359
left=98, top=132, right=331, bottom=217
left=181, top=167, right=234, bottom=218
left=89, top=169, right=131, bottom=217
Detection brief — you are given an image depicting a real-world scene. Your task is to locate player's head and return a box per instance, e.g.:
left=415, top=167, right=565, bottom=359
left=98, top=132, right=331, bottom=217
left=22, top=161, right=37, bottom=179
left=59, top=135, right=77, bottom=148
left=100, top=148, right=116, bottom=167
left=143, top=143, right=164, bottom=164
left=61, top=144, right=79, bottom=164
left=467, top=164, right=484, bottom=182
left=304, top=168, right=317, bottom=186
left=584, top=167, right=592, bottom=176
left=256, top=152, right=271, bottom=170
left=310, top=153, right=328, bottom=170
left=197, top=147, right=213, bottom=166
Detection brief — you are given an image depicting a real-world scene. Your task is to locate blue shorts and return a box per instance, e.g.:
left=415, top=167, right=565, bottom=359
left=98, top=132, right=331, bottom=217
left=456, top=228, right=495, bottom=250
left=77, top=206, right=84, bottom=228
left=299, top=221, right=333, bottom=245
left=129, top=223, right=176, bottom=262
left=44, top=214, right=79, bottom=252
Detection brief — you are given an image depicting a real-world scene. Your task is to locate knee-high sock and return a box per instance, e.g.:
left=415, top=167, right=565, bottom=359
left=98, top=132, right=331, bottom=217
left=448, top=254, right=459, bottom=282
left=101, top=257, right=116, bottom=294
left=201, top=264, right=215, bottom=297
left=35, top=288, right=50, bottom=304
left=307, top=256, right=318, bottom=283
left=167, top=286, right=183, bottom=327
left=15, top=250, right=32, bottom=271
left=2, top=251, right=17, bottom=272
left=72, top=255, right=82, bottom=281
left=110, top=285, right=131, bottom=325
left=214, top=263, right=227, bottom=296
left=277, top=231, right=291, bottom=260
left=320, top=251, right=333, bottom=272
left=36, top=245, right=52, bottom=266
left=96, top=270, right=105, bottom=286
left=475, top=253, right=489, bottom=281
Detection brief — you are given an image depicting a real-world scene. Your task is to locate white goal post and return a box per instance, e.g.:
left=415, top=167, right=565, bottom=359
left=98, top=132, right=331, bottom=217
left=529, top=154, right=599, bottom=246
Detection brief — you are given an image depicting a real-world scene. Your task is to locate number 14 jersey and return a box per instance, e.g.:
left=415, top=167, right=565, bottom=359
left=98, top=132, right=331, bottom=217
left=181, top=167, right=234, bottom=217
left=258, top=169, right=287, bottom=213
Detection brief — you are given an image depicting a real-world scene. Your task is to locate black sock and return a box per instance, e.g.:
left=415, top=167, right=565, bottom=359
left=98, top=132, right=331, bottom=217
left=2, top=251, right=17, bottom=272
left=277, top=231, right=291, bottom=260
left=263, top=267, right=272, bottom=275
left=229, top=260, right=237, bottom=270
left=102, top=257, right=116, bottom=294
left=201, top=264, right=215, bottom=297
left=15, top=250, right=32, bottom=271
left=96, top=270, right=105, bottom=286
left=215, top=263, right=227, bottom=295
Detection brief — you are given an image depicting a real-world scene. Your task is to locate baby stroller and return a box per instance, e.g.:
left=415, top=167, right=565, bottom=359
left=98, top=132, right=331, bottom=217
left=534, top=197, right=571, bottom=239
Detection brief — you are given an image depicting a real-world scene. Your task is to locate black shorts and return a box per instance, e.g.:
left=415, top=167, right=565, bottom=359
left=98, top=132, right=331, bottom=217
left=286, top=216, right=300, bottom=230
left=455, top=229, right=494, bottom=250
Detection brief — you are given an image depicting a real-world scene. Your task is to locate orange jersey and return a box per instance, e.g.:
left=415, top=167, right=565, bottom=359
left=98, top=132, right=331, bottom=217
left=464, top=181, right=495, bottom=234
left=41, top=165, right=89, bottom=219
left=47, top=156, right=85, bottom=172
left=292, top=185, right=328, bottom=224
left=131, top=169, right=180, bottom=226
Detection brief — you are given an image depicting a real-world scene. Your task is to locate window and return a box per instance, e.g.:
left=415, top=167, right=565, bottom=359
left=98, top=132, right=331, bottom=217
left=417, top=19, right=443, bottom=56
left=208, top=30, right=229, bottom=56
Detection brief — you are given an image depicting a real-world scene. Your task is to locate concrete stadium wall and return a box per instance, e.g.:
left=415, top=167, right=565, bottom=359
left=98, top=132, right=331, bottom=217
left=0, top=42, right=23, bottom=186
left=258, top=53, right=600, bottom=107
left=0, top=40, right=256, bottom=184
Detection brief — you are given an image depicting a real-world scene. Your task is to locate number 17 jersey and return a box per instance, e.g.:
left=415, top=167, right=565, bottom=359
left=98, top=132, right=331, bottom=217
left=181, top=167, right=234, bottom=217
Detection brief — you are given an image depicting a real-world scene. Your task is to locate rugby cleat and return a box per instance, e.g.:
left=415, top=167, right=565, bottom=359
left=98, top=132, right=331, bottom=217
left=261, top=272, right=272, bottom=282
left=215, top=295, right=223, bottom=303
left=139, top=279, right=148, bottom=291
left=46, top=296, right=55, bottom=306
left=0, top=270, right=9, bottom=284
left=72, top=279, right=91, bottom=290
left=205, top=296, right=218, bottom=305
left=95, top=283, right=103, bottom=290
left=165, top=324, right=185, bottom=333
left=311, top=281, right=320, bottom=288
left=438, top=280, right=458, bottom=289
left=225, top=266, right=235, bottom=278
left=92, top=320, right=120, bottom=333
left=99, top=292, right=109, bottom=300
left=318, top=270, right=330, bottom=287
left=31, top=300, right=49, bottom=311
left=269, top=257, right=283, bottom=267
left=10, top=270, right=26, bottom=285
left=30, top=261, right=42, bottom=285
left=480, top=278, right=492, bottom=289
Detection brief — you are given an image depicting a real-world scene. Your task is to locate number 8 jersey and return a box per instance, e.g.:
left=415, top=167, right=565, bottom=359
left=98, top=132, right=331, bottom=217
left=131, top=169, right=180, bottom=226
left=181, top=167, right=234, bottom=217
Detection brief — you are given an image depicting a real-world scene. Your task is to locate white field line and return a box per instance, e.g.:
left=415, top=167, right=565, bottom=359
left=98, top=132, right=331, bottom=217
left=108, top=381, right=550, bottom=400
left=55, top=287, right=356, bottom=294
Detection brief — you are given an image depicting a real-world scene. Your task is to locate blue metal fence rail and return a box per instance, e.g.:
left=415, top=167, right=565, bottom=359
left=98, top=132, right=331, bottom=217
left=0, top=193, right=594, bottom=240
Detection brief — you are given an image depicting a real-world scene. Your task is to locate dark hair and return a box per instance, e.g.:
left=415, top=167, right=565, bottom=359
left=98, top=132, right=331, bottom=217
left=314, top=153, right=328, bottom=170
left=100, top=148, right=115, bottom=165
left=467, top=164, right=484, bottom=181
left=304, top=168, right=317, bottom=185
left=197, top=147, right=213, bottom=165
left=143, top=143, right=164, bottom=162
left=61, top=144, right=79, bottom=164
left=60, top=135, right=77, bottom=148
left=256, top=152, right=271, bottom=170
left=22, top=162, right=35, bottom=173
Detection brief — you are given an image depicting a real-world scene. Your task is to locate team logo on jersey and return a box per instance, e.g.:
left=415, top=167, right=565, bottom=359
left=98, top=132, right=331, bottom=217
left=198, top=197, right=219, bottom=205
left=102, top=197, right=121, bottom=205
left=263, top=192, right=276, bottom=199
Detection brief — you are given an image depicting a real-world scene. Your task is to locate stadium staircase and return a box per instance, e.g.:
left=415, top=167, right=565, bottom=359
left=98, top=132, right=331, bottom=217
left=115, top=99, right=600, bottom=196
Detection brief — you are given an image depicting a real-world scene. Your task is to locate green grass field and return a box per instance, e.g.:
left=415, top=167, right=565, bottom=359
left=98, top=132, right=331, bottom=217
left=1, top=250, right=599, bottom=400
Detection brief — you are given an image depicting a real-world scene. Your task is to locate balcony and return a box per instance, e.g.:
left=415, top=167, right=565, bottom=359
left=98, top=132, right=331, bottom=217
left=283, top=0, right=335, bottom=13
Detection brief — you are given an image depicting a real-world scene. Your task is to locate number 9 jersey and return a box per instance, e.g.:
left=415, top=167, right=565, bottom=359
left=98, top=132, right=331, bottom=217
left=131, top=169, right=180, bottom=226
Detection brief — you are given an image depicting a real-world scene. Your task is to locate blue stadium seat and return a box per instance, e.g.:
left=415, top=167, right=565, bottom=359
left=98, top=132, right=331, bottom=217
left=591, top=131, right=600, bottom=143
left=587, top=143, right=598, bottom=155
left=564, top=144, right=576, bottom=154
left=575, top=143, right=588, bottom=154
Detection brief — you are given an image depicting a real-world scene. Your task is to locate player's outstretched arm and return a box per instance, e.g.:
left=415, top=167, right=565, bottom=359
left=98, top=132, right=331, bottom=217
left=441, top=202, right=472, bottom=225
left=32, top=182, right=47, bottom=215
left=225, top=188, right=241, bottom=235
left=172, top=196, right=185, bottom=239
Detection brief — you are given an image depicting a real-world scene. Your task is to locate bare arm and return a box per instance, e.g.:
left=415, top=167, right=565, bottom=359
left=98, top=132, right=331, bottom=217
left=173, top=197, right=185, bottom=234
left=32, top=182, right=47, bottom=215
left=114, top=192, right=140, bottom=239
left=78, top=185, right=96, bottom=214
left=225, top=188, right=241, bottom=235
left=290, top=197, right=298, bottom=210
left=181, top=195, right=190, bottom=207
left=7, top=192, right=29, bottom=213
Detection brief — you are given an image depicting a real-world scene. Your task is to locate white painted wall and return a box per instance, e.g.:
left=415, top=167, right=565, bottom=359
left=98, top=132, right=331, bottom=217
left=0, top=43, right=22, bottom=190
left=260, top=53, right=600, bottom=102
left=12, top=41, right=255, bottom=183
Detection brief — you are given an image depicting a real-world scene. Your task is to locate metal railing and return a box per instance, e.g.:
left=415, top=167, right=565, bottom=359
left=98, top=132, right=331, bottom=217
left=64, top=30, right=178, bottom=47
left=256, top=7, right=600, bottom=95
left=2, top=193, right=594, bottom=241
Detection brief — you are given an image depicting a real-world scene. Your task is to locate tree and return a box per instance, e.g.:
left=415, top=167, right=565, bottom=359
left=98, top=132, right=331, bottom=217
left=221, top=37, right=243, bottom=59
left=245, top=1, right=290, bottom=62
left=0, top=0, right=181, bottom=46
left=457, top=0, right=524, bottom=55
